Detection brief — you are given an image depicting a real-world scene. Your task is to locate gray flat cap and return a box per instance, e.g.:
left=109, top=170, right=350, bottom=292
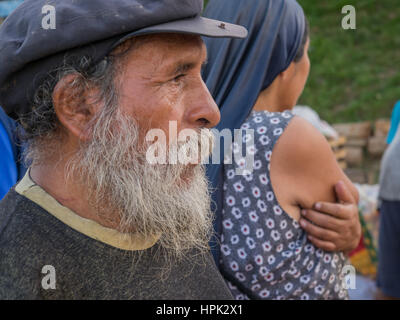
left=0, top=0, right=247, bottom=120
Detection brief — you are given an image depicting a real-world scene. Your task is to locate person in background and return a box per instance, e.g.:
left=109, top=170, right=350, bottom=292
left=0, top=1, right=26, bottom=199
left=202, top=0, right=360, bottom=299
left=0, top=108, right=18, bottom=199
left=0, top=1, right=24, bottom=19
left=387, top=101, right=400, bottom=144
left=377, top=122, right=400, bottom=300
left=0, top=107, right=26, bottom=199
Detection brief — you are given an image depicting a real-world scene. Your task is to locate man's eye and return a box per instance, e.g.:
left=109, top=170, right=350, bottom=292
left=171, top=74, right=185, bottom=82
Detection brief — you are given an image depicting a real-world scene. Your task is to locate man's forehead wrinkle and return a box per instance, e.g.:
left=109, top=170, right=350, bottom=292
left=125, top=43, right=165, bottom=80
left=123, top=34, right=207, bottom=81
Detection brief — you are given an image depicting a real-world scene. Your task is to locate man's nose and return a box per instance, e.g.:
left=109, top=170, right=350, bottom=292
left=186, top=81, right=221, bottom=129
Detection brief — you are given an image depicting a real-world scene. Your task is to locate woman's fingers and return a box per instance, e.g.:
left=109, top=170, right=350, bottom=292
left=334, top=180, right=356, bottom=204
left=305, top=182, right=361, bottom=253
left=299, top=218, right=339, bottom=242
left=301, top=209, right=343, bottom=231
left=306, top=235, right=337, bottom=252
left=313, top=201, right=350, bottom=220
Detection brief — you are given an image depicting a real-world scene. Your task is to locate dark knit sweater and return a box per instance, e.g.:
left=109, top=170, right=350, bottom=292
left=0, top=188, right=232, bottom=300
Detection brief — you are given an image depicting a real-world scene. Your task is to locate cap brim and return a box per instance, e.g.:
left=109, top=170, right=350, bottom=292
left=111, top=15, right=248, bottom=49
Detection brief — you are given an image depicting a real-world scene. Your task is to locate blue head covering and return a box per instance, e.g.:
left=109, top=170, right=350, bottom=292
left=202, top=0, right=306, bottom=262
left=387, top=101, right=400, bottom=144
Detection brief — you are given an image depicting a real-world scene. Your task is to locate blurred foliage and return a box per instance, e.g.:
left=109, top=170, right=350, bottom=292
left=204, top=0, right=400, bottom=123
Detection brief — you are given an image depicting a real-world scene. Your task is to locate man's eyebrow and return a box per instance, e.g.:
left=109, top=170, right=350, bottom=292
left=169, top=62, right=196, bottom=76
left=168, top=57, right=208, bottom=76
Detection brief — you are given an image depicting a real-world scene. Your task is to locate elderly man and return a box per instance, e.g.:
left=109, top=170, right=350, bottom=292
left=0, top=0, right=248, bottom=299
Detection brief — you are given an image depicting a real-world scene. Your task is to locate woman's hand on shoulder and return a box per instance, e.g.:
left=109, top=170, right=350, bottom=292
left=300, top=181, right=361, bottom=254
left=270, top=116, right=360, bottom=253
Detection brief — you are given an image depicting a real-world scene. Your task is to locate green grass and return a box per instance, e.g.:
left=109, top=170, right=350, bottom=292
left=299, top=0, right=400, bottom=123
left=205, top=0, right=400, bottom=123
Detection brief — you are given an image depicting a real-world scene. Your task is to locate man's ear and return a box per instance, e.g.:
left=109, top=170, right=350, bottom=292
left=53, top=74, right=101, bottom=141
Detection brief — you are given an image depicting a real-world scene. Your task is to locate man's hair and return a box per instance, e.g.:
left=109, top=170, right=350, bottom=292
left=18, top=36, right=145, bottom=165
left=20, top=55, right=118, bottom=165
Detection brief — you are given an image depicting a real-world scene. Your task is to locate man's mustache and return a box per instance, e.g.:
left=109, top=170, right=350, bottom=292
left=145, top=127, right=215, bottom=165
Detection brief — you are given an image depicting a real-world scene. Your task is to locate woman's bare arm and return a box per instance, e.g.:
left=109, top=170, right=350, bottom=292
left=270, top=116, right=359, bottom=250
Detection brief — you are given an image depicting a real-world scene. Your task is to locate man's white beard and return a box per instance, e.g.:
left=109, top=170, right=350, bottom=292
left=66, top=108, right=215, bottom=260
